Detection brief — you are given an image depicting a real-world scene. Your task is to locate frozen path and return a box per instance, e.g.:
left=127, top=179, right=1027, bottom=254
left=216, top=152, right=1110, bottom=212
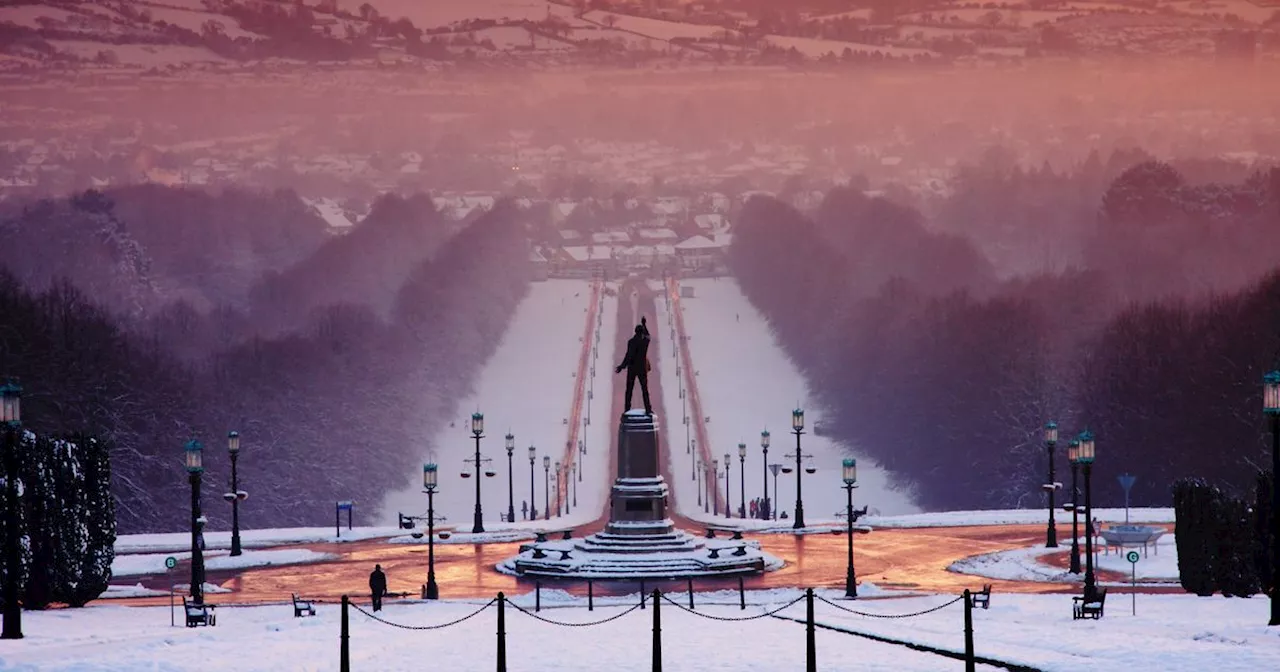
left=660, top=278, right=919, bottom=523
left=379, top=279, right=618, bottom=530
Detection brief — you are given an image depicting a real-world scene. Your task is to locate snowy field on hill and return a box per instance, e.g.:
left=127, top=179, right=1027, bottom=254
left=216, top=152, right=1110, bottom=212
left=659, top=278, right=919, bottom=522
left=378, top=279, right=616, bottom=529
left=7, top=590, right=1279, bottom=671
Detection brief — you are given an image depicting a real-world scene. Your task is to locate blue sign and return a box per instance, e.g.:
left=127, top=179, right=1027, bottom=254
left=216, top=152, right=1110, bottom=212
left=1117, top=474, right=1136, bottom=494
left=337, top=500, right=354, bottom=510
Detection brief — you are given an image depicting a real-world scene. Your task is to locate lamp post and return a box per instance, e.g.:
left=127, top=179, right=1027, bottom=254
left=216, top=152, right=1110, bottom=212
left=712, top=459, right=720, bottom=516
left=1263, top=371, right=1280, bottom=626
left=761, top=430, right=771, bottom=520
left=184, top=439, right=206, bottom=604
left=555, top=461, right=562, bottom=517
left=423, top=463, right=440, bottom=600
left=696, top=458, right=703, bottom=507
left=1067, top=439, right=1082, bottom=574
left=505, top=433, right=516, bottom=525
left=225, top=431, right=246, bottom=557
left=578, top=439, right=585, bottom=482
left=843, top=458, right=859, bottom=599
left=738, top=443, right=747, bottom=518
left=723, top=453, right=732, bottom=519
left=467, top=412, right=491, bottom=534
left=1077, top=430, right=1097, bottom=601
left=528, top=445, right=537, bottom=520
left=769, top=463, right=782, bottom=521
left=790, top=408, right=806, bottom=529
left=1043, top=421, right=1059, bottom=548
left=572, top=462, right=578, bottom=509
left=1, top=380, right=23, bottom=639
left=690, top=438, right=697, bottom=480
left=543, top=456, right=550, bottom=521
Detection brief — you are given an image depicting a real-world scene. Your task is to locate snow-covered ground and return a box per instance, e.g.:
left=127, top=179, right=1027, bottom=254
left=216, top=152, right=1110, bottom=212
left=952, top=533, right=1179, bottom=586
left=112, top=549, right=336, bottom=578
left=378, top=279, right=617, bottom=531
left=9, top=591, right=1279, bottom=671
left=115, top=527, right=404, bottom=554
left=658, top=278, right=919, bottom=523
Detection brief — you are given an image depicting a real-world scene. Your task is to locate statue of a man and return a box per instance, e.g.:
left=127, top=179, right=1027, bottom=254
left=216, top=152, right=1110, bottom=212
left=615, top=316, right=652, bottom=415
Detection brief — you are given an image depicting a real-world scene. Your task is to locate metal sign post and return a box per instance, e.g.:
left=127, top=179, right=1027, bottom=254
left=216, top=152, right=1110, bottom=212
left=1126, top=550, right=1140, bottom=615
left=1117, top=475, right=1137, bottom=524
left=336, top=501, right=354, bottom=538
left=165, top=556, right=178, bottom=626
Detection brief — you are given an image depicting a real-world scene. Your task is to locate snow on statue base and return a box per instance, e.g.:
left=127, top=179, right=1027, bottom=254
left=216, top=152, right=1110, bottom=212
left=499, top=410, right=781, bottom=579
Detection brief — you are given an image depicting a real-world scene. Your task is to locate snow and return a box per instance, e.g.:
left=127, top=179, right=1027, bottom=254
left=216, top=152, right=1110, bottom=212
left=763, top=35, right=935, bottom=59
left=950, top=534, right=1179, bottom=586
left=46, top=41, right=229, bottom=67
left=1, top=593, right=1001, bottom=671
left=378, top=280, right=618, bottom=531
left=657, top=278, right=919, bottom=525
left=115, top=527, right=403, bottom=554
left=582, top=10, right=734, bottom=41
left=9, top=591, right=1279, bottom=670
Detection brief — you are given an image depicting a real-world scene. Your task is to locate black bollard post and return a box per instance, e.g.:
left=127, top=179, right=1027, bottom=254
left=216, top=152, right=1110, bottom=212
left=535, top=581, right=541, bottom=613
left=340, top=594, right=350, bottom=672
left=497, top=592, right=507, bottom=672
left=738, top=576, right=746, bottom=610
left=963, top=589, right=975, bottom=672
left=588, top=581, right=594, bottom=612
left=687, top=579, right=694, bottom=610
left=640, top=579, right=646, bottom=610
left=652, top=589, right=663, bottom=672
left=805, top=588, right=816, bottom=672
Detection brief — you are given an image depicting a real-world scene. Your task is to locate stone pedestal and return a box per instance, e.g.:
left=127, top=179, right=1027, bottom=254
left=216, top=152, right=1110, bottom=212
left=500, top=411, right=781, bottom=579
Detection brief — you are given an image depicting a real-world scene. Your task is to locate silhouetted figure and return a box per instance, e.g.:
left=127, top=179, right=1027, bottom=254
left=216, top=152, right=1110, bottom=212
left=522, top=500, right=529, bottom=520
left=616, top=317, right=653, bottom=414
left=369, top=564, right=387, bottom=611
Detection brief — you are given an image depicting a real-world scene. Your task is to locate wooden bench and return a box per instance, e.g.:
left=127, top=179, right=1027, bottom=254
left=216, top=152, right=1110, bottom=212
left=292, top=593, right=316, bottom=617
left=970, top=584, right=992, bottom=610
left=1072, top=588, right=1107, bottom=620
left=183, top=597, right=216, bottom=627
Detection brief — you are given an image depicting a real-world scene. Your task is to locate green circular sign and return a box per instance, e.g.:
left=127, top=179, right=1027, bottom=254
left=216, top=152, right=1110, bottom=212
left=164, top=556, right=178, bottom=570
left=1126, top=550, right=1140, bottom=563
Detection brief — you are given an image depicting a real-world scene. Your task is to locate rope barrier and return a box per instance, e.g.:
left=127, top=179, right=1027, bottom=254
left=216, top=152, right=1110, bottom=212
left=509, top=600, right=643, bottom=627
left=658, top=593, right=807, bottom=622
left=816, top=594, right=964, bottom=619
left=349, top=599, right=496, bottom=630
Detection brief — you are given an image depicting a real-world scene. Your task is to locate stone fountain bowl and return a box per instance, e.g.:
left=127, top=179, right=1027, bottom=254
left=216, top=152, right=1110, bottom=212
left=1101, top=524, right=1164, bottom=546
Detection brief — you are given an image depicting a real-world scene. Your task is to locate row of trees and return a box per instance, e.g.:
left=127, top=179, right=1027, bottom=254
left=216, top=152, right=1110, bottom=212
left=0, top=187, right=532, bottom=532
left=0, top=432, right=114, bottom=609
left=730, top=161, right=1280, bottom=509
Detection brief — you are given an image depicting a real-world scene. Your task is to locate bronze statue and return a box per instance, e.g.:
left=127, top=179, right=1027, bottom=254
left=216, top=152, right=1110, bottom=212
left=616, top=317, right=653, bottom=415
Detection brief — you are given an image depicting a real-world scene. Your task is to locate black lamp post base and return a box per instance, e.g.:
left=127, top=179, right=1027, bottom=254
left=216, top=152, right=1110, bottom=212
left=425, top=579, right=439, bottom=600
left=845, top=569, right=857, bottom=599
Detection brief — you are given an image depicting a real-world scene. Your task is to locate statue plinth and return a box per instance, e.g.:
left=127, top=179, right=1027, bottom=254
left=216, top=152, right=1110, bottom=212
left=500, top=411, right=781, bottom=579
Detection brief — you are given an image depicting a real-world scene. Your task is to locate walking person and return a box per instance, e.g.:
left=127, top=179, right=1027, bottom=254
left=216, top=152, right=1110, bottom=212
left=522, top=500, right=529, bottom=521
left=369, top=564, right=387, bottom=612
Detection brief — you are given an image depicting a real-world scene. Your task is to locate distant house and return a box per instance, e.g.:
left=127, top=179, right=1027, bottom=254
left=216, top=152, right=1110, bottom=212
left=674, top=234, right=727, bottom=270
left=693, top=213, right=726, bottom=233
left=636, top=228, right=679, bottom=242
left=305, top=197, right=356, bottom=234
left=561, top=245, right=616, bottom=277
left=591, top=231, right=631, bottom=246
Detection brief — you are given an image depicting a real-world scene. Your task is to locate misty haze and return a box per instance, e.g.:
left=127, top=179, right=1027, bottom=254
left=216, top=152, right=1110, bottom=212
left=1, top=0, right=1280, bottom=670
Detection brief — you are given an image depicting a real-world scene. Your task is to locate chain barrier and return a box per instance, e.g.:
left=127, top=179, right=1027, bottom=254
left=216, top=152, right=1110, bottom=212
left=816, top=594, right=964, bottom=619
left=658, top=593, right=807, bottom=622
left=509, top=600, right=643, bottom=627
left=349, top=599, right=496, bottom=630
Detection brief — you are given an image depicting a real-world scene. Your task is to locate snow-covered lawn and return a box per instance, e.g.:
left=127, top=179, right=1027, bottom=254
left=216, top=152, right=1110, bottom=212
left=378, top=279, right=616, bottom=531
left=3, top=592, right=1004, bottom=671
left=116, top=527, right=403, bottom=554
left=950, top=533, right=1179, bottom=585
left=659, top=278, right=919, bottom=522
left=112, top=549, right=337, bottom=578
left=802, top=592, right=1280, bottom=671
left=7, top=591, right=1278, bottom=670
